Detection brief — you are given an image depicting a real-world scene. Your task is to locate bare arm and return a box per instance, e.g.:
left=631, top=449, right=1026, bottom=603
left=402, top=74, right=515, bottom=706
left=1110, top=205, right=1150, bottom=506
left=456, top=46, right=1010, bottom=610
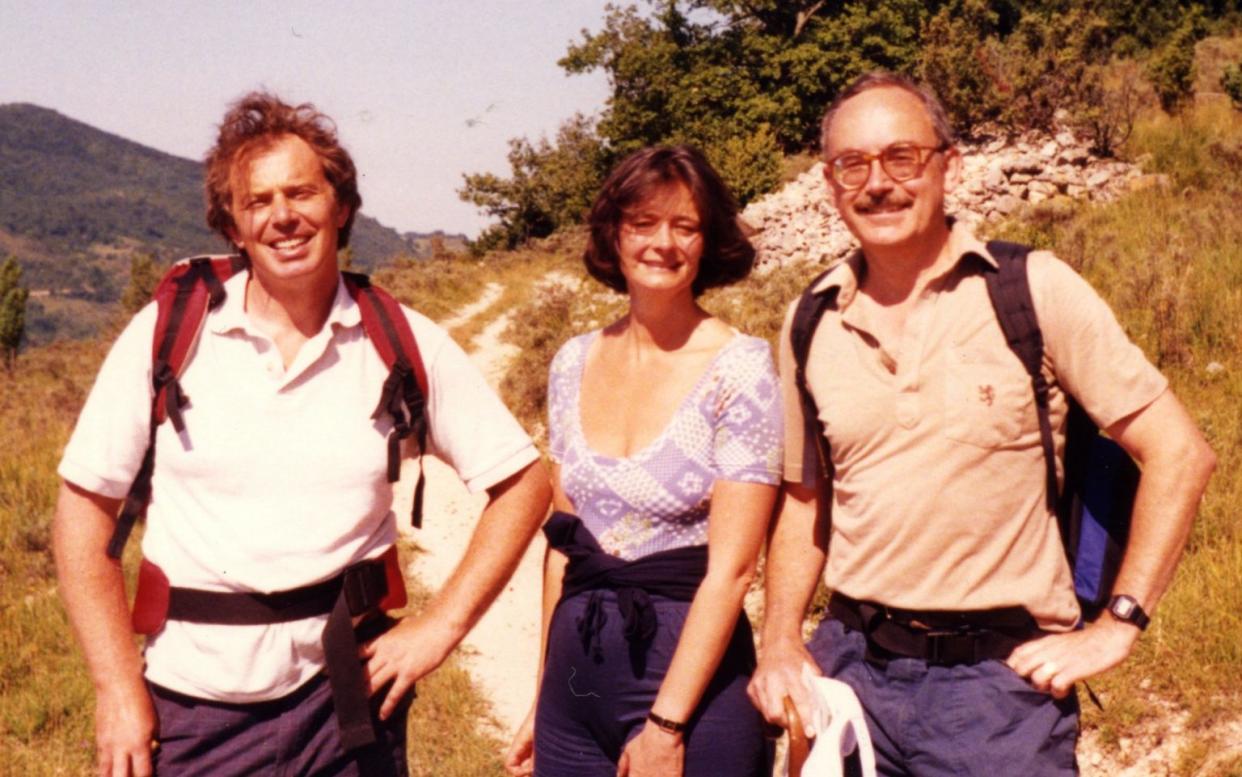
left=505, top=466, right=571, bottom=776
left=746, top=480, right=830, bottom=736
left=1008, top=389, right=1216, bottom=695
left=52, top=481, right=155, bottom=777
left=365, top=458, right=552, bottom=718
left=619, top=480, right=778, bottom=777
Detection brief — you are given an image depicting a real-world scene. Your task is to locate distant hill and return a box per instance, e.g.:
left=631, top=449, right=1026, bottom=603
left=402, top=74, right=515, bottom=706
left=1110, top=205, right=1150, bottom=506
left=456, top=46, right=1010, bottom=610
left=0, top=103, right=466, bottom=342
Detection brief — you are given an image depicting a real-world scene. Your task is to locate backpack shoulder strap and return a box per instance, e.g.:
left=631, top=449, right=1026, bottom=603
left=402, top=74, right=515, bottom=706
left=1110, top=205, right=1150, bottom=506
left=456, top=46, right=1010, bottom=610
left=789, top=268, right=838, bottom=489
left=981, top=240, right=1059, bottom=514
left=343, top=271, right=431, bottom=529
left=108, top=254, right=247, bottom=559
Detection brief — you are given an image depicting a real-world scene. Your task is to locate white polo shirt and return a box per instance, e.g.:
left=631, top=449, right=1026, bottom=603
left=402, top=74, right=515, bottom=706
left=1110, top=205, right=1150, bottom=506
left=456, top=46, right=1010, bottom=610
left=59, top=270, right=539, bottom=702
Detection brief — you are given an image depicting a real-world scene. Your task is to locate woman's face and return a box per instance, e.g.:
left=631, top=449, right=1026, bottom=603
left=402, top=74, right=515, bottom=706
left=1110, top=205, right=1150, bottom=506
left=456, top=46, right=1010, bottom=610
left=616, top=181, right=704, bottom=299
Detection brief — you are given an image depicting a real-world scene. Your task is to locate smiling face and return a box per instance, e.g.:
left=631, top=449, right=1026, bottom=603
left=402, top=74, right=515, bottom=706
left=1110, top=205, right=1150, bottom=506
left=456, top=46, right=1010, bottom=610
left=823, top=86, right=960, bottom=254
left=616, top=181, right=704, bottom=300
left=226, top=134, right=350, bottom=290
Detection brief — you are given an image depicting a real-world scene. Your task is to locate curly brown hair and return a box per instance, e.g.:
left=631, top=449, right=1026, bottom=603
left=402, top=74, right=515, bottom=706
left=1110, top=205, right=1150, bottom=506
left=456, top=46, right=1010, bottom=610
left=584, top=145, right=755, bottom=297
left=204, top=91, right=362, bottom=247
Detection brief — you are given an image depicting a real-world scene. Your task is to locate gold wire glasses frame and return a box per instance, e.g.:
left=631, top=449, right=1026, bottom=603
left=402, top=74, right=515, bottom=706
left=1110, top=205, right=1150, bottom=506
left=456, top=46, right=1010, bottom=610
left=828, top=142, right=949, bottom=189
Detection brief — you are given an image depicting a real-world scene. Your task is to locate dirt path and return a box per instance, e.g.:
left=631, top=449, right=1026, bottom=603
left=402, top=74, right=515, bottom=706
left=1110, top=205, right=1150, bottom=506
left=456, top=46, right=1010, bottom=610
left=394, top=290, right=542, bottom=741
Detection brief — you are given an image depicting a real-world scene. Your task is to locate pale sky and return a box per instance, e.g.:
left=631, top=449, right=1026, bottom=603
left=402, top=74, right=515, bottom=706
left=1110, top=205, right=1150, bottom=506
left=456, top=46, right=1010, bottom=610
left=0, top=0, right=614, bottom=238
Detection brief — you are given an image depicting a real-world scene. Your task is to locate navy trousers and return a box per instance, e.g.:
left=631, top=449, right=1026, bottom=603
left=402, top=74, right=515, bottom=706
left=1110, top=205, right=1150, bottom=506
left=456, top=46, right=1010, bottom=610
left=808, top=618, right=1079, bottom=776
left=533, top=589, right=772, bottom=777
left=149, top=672, right=410, bottom=776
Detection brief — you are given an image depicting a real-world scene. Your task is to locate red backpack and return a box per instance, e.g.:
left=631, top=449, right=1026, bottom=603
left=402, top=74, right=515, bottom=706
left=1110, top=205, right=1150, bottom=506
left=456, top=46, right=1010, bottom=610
left=105, top=255, right=431, bottom=561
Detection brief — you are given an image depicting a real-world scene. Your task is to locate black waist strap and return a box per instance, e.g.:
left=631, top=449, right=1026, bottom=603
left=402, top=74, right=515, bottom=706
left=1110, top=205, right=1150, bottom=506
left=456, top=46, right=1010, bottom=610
left=164, top=557, right=391, bottom=752
left=544, top=511, right=709, bottom=660
left=828, top=592, right=1041, bottom=667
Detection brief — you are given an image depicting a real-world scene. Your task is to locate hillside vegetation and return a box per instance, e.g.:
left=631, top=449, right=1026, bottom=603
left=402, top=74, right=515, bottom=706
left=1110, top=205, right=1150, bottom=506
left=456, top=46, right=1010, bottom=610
left=0, top=103, right=465, bottom=344
left=461, top=0, right=1242, bottom=252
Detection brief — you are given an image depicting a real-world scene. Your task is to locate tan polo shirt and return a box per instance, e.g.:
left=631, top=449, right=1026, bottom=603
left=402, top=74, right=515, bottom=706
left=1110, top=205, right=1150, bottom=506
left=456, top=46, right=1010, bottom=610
left=779, top=221, right=1168, bottom=629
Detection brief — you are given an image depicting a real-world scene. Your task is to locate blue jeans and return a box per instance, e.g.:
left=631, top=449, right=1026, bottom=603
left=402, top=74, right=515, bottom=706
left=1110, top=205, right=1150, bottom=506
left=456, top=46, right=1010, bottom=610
left=808, top=618, right=1079, bottom=776
left=150, top=672, right=410, bottom=776
left=534, top=590, right=772, bottom=777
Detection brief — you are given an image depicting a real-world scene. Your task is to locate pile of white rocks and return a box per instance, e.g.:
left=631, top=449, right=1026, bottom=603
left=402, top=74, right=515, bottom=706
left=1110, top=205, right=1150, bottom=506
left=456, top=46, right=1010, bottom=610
left=742, top=129, right=1152, bottom=269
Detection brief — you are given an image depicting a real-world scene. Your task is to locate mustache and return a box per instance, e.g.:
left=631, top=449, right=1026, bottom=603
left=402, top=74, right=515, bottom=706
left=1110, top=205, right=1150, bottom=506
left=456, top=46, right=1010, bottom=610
left=853, top=193, right=912, bottom=212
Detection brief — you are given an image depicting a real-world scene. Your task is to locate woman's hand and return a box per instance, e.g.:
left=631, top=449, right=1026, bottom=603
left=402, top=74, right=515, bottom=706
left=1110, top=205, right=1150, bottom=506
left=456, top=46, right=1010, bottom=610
left=616, top=721, right=684, bottom=777
left=503, top=703, right=537, bottom=776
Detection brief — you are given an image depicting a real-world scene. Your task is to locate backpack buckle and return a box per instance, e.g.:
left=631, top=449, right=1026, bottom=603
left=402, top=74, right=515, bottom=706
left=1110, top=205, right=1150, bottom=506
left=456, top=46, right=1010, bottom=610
left=342, top=558, right=388, bottom=616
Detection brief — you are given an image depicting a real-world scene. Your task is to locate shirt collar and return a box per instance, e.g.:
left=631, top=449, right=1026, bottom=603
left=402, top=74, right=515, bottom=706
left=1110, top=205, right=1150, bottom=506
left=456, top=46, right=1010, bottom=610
left=808, top=216, right=999, bottom=310
left=208, top=268, right=362, bottom=336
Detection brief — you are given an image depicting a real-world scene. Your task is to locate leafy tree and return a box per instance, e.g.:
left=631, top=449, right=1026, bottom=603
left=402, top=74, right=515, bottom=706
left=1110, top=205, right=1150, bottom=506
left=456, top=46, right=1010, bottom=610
left=998, top=6, right=1115, bottom=133
left=460, top=114, right=606, bottom=252
left=1224, top=62, right=1242, bottom=110
left=121, top=252, right=163, bottom=315
left=919, top=0, right=1007, bottom=132
left=0, top=256, right=29, bottom=370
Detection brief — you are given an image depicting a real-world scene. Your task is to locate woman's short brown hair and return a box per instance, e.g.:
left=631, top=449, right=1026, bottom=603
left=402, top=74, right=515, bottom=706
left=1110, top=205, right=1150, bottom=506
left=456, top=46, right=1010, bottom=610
left=204, top=91, right=362, bottom=247
left=584, top=145, right=755, bottom=296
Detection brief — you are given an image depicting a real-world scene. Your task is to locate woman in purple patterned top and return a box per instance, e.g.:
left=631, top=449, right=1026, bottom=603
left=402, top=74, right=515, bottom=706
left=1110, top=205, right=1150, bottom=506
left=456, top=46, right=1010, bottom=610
left=505, top=146, right=782, bottom=777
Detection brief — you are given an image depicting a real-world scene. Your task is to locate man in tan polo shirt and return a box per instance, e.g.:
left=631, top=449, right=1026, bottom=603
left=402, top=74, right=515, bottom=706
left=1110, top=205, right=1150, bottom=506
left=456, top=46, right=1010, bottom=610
left=747, top=71, right=1215, bottom=774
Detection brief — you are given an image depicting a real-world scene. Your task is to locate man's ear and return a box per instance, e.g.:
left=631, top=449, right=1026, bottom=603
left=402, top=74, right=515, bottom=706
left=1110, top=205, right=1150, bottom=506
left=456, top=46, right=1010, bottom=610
left=942, top=146, right=963, bottom=194
left=225, top=222, right=243, bottom=249
left=336, top=202, right=351, bottom=231
left=822, top=160, right=847, bottom=215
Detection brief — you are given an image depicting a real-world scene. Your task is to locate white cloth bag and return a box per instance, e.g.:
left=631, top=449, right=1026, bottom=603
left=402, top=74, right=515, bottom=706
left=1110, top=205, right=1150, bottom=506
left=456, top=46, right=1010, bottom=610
left=788, top=664, right=877, bottom=777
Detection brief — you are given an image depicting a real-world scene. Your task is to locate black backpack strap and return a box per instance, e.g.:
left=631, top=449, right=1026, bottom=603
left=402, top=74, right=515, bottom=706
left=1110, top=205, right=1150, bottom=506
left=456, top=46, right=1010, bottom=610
left=981, top=240, right=1059, bottom=515
left=789, top=269, right=838, bottom=489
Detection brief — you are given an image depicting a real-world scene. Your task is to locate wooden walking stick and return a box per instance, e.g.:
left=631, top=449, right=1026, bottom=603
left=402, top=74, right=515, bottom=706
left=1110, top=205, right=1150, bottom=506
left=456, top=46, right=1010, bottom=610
left=785, top=695, right=810, bottom=777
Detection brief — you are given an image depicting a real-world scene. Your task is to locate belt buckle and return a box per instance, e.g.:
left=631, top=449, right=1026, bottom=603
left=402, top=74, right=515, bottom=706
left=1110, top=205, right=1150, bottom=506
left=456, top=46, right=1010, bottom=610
left=342, top=558, right=388, bottom=616
left=925, top=629, right=978, bottom=666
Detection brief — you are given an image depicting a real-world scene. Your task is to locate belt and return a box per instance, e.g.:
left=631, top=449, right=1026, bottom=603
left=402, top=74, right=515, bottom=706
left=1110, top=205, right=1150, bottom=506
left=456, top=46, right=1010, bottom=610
left=137, top=550, right=404, bottom=752
left=828, top=592, right=1041, bottom=667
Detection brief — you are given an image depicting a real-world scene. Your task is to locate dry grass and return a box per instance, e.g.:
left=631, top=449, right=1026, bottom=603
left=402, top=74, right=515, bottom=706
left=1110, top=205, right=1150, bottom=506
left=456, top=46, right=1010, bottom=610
left=0, top=342, right=510, bottom=776
left=987, top=100, right=1242, bottom=770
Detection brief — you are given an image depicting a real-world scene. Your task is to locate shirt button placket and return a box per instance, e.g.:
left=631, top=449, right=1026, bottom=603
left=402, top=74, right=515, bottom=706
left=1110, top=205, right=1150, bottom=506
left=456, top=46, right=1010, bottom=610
left=895, top=291, right=932, bottom=428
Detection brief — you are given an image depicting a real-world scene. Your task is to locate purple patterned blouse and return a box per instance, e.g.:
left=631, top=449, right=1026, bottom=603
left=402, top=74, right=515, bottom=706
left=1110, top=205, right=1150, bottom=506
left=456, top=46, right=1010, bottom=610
left=548, top=330, right=783, bottom=560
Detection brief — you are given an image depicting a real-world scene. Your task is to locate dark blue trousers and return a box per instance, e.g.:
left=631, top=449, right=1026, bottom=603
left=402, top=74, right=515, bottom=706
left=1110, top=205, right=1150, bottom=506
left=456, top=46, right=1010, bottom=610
left=149, top=672, right=410, bottom=776
left=808, top=618, right=1079, bottom=776
left=533, top=590, right=772, bottom=777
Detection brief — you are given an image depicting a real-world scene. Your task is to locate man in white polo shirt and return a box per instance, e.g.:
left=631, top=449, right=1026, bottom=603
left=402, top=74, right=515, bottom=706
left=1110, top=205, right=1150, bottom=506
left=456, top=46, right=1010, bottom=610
left=52, top=92, right=551, bottom=777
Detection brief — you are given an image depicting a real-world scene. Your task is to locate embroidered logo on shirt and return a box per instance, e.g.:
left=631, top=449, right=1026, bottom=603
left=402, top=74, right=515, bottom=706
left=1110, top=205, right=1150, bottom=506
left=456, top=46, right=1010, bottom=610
left=978, top=384, right=996, bottom=406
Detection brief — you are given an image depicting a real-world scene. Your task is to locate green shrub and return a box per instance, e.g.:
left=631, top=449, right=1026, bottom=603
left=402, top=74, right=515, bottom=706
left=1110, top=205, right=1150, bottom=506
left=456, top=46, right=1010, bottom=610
left=918, top=0, right=1006, bottom=132
left=702, top=125, right=784, bottom=206
left=1223, top=61, right=1242, bottom=108
left=1148, top=20, right=1200, bottom=113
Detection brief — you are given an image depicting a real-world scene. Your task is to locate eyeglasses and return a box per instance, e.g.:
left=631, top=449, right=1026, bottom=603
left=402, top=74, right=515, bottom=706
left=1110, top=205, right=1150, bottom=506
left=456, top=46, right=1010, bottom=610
left=620, top=218, right=702, bottom=246
left=827, top=143, right=949, bottom=189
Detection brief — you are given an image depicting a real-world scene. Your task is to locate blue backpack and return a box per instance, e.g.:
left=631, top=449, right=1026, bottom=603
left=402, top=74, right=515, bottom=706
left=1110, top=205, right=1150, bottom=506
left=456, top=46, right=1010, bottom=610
left=789, top=241, right=1137, bottom=621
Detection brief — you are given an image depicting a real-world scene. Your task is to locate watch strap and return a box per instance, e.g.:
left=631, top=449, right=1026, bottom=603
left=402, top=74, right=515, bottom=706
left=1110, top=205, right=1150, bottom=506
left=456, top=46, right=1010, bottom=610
left=647, top=711, right=687, bottom=734
left=1108, top=594, right=1150, bottom=630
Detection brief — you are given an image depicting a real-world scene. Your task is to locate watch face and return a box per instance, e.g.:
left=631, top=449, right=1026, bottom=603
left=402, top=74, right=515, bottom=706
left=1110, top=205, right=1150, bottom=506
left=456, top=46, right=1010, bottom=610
left=1114, top=598, right=1136, bottom=618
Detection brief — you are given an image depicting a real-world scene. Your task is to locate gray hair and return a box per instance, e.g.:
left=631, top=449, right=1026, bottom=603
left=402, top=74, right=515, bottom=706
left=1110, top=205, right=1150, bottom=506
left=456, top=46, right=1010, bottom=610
left=819, top=71, right=957, bottom=157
